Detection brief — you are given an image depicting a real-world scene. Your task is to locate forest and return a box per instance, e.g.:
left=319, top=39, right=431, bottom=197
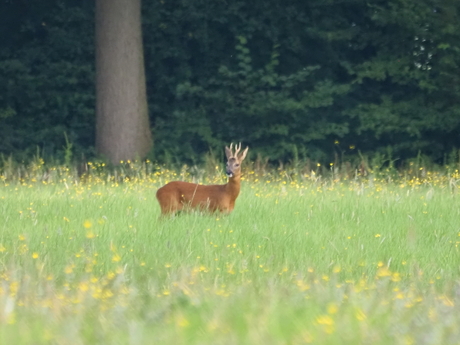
left=1, top=0, right=459, bottom=165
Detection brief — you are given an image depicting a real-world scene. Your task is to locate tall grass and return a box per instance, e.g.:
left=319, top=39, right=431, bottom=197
left=0, top=161, right=460, bottom=344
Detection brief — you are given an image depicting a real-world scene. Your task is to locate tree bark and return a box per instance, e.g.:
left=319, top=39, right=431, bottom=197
left=95, top=0, right=152, bottom=164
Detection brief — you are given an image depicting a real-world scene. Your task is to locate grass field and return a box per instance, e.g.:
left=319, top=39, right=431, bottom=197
left=0, top=161, right=460, bottom=344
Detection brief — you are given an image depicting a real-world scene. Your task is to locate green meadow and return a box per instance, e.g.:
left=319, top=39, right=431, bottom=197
left=0, top=162, right=460, bottom=344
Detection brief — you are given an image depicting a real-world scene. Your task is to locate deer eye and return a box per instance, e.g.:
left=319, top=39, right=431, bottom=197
left=235, top=164, right=240, bottom=167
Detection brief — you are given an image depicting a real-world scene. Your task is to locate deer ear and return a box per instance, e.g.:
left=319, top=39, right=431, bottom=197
left=239, top=147, right=249, bottom=161
left=225, top=146, right=232, bottom=159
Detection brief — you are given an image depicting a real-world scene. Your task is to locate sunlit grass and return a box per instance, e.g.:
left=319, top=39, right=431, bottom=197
left=0, top=161, right=460, bottom=344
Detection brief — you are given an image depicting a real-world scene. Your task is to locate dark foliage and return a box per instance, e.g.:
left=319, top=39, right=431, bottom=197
left=0, top=0, right=459, bottom=163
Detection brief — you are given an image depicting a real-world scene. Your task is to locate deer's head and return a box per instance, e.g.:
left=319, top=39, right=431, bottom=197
left=225, top=143, right=249, bottom=178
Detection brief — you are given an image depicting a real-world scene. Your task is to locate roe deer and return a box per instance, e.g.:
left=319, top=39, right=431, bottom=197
left=156, top=143, right=249, bottom=215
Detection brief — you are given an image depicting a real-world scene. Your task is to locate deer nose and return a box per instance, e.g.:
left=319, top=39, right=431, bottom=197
left=226, top=168, right=233, bottom=177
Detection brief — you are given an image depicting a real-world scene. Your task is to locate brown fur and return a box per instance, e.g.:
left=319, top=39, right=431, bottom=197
left=156, top=143, right=249, bottom=215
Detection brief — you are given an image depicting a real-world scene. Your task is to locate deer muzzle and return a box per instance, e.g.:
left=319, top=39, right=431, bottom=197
left=226, top=168, right=233, bottom=177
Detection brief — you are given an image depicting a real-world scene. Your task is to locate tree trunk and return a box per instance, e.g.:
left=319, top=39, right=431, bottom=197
left=95, top=0, right=152, bottom=165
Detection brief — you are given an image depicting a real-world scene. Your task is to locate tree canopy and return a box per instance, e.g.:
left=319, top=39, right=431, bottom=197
left=1, top=0, right=459, bottom=164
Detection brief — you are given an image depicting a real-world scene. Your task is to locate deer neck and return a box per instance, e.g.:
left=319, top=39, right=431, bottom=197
left=225, top=174, right=241, bottom=199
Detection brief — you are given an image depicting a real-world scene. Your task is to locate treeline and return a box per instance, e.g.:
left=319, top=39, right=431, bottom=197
left=1, top=0, right=459, bottom=164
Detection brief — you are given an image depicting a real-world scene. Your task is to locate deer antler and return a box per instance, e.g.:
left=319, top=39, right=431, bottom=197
left=234, top=142, right=242, bottom=157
